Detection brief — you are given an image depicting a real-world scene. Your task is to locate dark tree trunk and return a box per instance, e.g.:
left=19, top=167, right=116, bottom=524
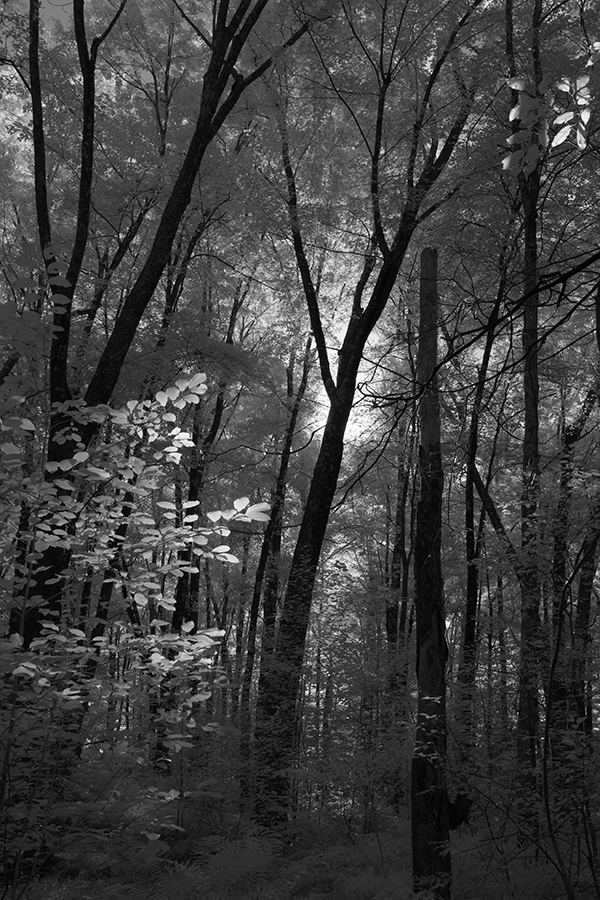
left=239, top=341, right=312, bottom=805
left=506, top=0, right=544, bottom=780
left=16, top=0, right=309, bottom=647
left=411, top=248, right=451, bottom=900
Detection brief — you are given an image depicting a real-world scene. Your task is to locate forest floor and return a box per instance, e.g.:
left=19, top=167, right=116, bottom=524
left=18, top=822, right=586, bottom=900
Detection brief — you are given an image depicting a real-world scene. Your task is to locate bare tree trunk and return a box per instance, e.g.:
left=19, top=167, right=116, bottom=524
left=411, top=248, right=451, bottom=900
left=239, top=341, right=312, bottom=805
left=506, top=0, right=544, bottom=780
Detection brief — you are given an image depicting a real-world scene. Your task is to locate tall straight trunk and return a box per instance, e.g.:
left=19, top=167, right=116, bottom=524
left=239, top=342, right=311, bottom=805
left=548, top=386, right=597, bottom=737
left=411, top=248, right=450, bottom=900
left=457, top=262, right=506, bottom=748
left=506, top=0, right=544, bottom=776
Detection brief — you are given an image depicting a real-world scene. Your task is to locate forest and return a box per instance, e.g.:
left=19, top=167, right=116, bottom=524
left=0, top=0, right=599, bottom=898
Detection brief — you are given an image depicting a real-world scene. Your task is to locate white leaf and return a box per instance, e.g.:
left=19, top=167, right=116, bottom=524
left=206, top=510, right=221, bottom=522
left=551, top=125, right=572, bottom=147
left=218, top=553, right=238, bottom=563
left=85, top=465, right=111, bottom=479
left=246, top=502, right=271, bottom=520
left=233, top=497, right=250, bottom=511
left=155, top=391, right=168, bottom=406
left=181, top=621, right=195, bottom=633
left=554, top=111, right=574, bottom=125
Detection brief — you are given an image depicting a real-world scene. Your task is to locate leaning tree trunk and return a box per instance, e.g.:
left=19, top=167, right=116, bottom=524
left=17, top=0, right=311, bottom=648
left=411, top=248, right=451, bottom=900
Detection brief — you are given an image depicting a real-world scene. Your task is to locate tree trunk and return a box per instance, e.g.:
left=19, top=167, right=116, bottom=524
left=239, top=341, right=312, bottom=805
left=411, top=248, right=451, bottom=900
left=506, top=0, right=544, bottom=781
left=253, top=1, right=482, bottom=823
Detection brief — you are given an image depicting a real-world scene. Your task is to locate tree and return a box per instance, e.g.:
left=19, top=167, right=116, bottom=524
left=254, top=0, right=486, bottom=824
left=411, top=247, right=450, bottom=900
left=5, top=0, right=314, bottom=648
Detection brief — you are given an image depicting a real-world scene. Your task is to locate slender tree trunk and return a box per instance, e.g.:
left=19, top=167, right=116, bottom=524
left=239, top=342, right=311, bottom=805
left=506, top=0, right=544, bottom=781
left=411, top=248, right=451, bottom=900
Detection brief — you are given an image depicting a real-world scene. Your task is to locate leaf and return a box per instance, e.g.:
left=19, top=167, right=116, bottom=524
left=12, top=277, right=38, bottom=291
left=554, top=111, right=574, bottom=125
left=188, top=372, right=207, bottom=388
left=155, top=391, right=168, bottom=406
left=234, top=496, right=250, bottom=511
left=206, top=510, right=222, bottom=522
left=54, top=479, right=74, bottom=490
left=181, top=621, right=195, bottom=633
left=216, top=552, right=238, bottom=563
left=507, top=77, right=527, bottom=91
left=550, top=125, right=573, bottom=147
left=245, top=502, right=271, bottom=521
left=506, top=130, right=530, bottom=146
left=1, top=442, right=20, bottom=455
left=85, top=466, right=111, bottom=479
left=551, top=125, right=572, bottom=147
